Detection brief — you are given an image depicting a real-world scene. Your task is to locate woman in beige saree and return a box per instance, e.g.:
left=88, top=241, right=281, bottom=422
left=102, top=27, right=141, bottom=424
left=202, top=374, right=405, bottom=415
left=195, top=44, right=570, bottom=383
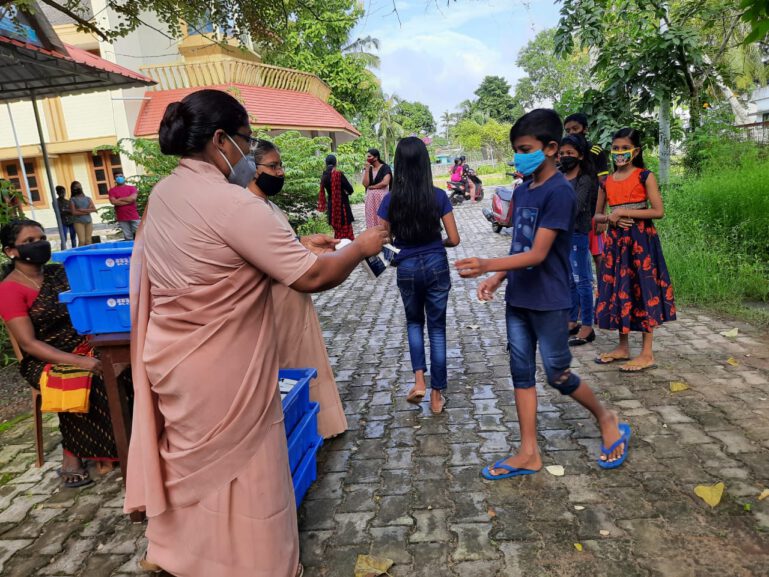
left=125, top=90, right=386, bottom=577
left=248, top=140, right=348, bottom=439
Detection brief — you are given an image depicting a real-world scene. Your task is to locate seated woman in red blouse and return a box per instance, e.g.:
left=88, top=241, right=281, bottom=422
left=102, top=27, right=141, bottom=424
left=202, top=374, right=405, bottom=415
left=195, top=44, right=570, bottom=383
left=0, top=219, right=128, bottom=488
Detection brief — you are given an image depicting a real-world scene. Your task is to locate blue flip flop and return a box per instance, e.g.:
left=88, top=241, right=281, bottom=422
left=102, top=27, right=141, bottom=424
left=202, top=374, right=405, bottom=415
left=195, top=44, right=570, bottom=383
left=597, top=423, right=631, bottom=470
left=481, top=459, right=539, bottom=480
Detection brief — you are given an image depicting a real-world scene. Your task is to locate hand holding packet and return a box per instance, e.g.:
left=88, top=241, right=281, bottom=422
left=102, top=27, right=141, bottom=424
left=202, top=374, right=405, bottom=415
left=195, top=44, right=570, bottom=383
left=336, top=238, right=400, bottom=278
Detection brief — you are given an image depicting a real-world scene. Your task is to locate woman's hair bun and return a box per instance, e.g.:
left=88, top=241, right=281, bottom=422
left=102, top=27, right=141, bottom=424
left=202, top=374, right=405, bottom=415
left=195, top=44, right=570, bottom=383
left=158, top=101, right=188, bottom=156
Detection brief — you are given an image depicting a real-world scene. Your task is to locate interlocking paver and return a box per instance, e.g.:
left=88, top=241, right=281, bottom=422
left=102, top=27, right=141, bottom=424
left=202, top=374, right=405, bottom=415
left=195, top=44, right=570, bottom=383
left=0, top=201, right=768, bottom=575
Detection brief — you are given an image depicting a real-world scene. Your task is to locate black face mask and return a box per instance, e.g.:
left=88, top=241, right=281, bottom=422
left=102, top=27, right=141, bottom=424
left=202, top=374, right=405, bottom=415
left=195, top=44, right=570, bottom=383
left=559, top=156, right=580, bottom=173
left=256, top=172, right=285, bottom=197
left=15, top=240, right=52, bottom=265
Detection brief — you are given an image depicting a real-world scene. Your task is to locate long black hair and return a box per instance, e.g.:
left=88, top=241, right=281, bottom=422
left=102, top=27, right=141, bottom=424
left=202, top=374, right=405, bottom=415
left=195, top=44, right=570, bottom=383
left=387, top=137, right=441, bottom=245
left=1, top=219, right=44, bottom=279
left=612, top=127, right=646, bottom=169
left=158, top=89, right=249, bottom=156
left=561, top=134, right=595, bottom=177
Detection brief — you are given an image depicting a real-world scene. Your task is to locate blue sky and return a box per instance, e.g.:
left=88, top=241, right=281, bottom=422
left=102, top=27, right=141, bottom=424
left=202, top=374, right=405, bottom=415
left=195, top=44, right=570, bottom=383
left=352, top=0, right=562, bottom=124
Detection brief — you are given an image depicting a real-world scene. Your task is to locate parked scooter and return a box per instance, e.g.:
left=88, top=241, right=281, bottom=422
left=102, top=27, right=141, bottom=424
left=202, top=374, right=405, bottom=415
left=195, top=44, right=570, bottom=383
left=483, top=171, right=523, bottom=233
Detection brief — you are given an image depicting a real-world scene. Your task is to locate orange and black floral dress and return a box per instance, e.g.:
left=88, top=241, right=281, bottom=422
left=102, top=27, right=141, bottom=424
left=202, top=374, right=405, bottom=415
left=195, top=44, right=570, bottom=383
left=595, top=168, right=676, bottom=333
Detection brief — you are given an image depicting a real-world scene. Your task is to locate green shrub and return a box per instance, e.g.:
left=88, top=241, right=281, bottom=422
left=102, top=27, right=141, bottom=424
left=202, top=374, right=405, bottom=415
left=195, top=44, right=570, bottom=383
left=659, top=157, right=769, bottom=316
left=296, top=215, right=333, bottom=236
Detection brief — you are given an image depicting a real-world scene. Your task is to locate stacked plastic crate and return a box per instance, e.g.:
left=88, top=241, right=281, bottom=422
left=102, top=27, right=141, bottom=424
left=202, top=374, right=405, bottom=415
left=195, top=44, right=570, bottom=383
left=52, top=241, right=134, bottom=334
left=279, top=368, right=324, bottom=507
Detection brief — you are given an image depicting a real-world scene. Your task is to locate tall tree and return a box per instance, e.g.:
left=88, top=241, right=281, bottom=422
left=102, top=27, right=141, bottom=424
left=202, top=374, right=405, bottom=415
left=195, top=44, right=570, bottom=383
left=473, top=76, right=522, bottom=123
left=394, top=100, right=436, bottom=134
left=514, top=28, right=592, bottom=113
left=261, top=0, right=382, bottom=122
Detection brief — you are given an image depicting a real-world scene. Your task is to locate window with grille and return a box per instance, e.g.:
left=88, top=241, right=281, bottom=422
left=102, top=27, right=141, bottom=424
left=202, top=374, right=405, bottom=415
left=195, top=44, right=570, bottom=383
left=1, top=159, right=44, bottom=206
left=90, top=151, right=123, bottom=197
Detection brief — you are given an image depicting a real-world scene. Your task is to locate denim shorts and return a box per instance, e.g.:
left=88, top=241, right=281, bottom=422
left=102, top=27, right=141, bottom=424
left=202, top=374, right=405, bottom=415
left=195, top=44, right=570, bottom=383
left=505, top=305, right=581, bottom=395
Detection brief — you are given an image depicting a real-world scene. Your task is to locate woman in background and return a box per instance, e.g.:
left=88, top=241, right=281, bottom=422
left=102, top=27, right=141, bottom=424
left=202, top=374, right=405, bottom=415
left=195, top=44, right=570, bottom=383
left=318, top=154, right=355, bottom=240
left=69, top=181, right=96, bottom=246
left=362, top=148, right=392, bottom=228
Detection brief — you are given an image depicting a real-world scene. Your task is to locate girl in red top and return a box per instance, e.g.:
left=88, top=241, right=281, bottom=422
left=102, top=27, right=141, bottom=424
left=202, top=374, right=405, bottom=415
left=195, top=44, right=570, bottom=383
left=593, top=128, right=676, bottom=372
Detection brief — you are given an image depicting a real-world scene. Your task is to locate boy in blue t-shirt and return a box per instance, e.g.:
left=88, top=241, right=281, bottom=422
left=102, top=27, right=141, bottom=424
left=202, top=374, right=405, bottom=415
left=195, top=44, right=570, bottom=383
left=455, top=109, right=630, bottom=478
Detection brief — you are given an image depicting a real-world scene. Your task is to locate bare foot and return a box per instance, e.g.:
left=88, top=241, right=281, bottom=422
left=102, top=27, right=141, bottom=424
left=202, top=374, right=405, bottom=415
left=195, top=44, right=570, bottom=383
left=485, top=450, right=542, bottom=477
left=619, top=355, right=656, bottom=372
left=430, top=389, right=446, bottom=414
left=597, top=411, right=625, bottom=463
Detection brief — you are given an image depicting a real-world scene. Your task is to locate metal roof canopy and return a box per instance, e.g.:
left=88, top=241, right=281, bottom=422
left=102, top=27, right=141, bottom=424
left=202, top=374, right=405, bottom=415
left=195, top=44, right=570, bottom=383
left=0, top=3, right=154, bottom=248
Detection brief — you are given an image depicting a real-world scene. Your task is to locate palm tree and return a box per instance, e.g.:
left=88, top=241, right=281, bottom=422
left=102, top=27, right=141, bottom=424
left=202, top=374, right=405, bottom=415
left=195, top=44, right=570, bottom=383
left=440, top=110, right=452, bottom=138
left=342, top=36, right=381, bottom=69
left=376, top=94, right=405, bottom=162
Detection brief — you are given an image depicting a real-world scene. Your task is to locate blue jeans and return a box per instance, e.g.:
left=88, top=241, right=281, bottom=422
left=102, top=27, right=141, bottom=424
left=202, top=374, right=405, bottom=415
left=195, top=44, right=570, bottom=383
left=66, top=224, right=77, bottom=247
left=505, top=306, right=580, bottom=395
left=569, top=232, right=594, bottom=327
left=396, top=252, right=451, bottom=390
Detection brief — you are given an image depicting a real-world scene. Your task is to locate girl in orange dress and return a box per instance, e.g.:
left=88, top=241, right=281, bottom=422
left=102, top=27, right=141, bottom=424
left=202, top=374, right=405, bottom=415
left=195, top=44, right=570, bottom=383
left=594, top=128, right=676, bottom=372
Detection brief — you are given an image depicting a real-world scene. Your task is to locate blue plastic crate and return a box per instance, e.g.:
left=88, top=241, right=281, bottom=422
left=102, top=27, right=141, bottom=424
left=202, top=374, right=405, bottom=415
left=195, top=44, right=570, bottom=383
left=293, top=435, right=322, bottom=508
left=287, top=402, right=321, bottom=474
left=52, top=241, right=134, bottom=292
left=59, top=290, right=131, bottom=335
left=280, top=368, right=317, bottom=436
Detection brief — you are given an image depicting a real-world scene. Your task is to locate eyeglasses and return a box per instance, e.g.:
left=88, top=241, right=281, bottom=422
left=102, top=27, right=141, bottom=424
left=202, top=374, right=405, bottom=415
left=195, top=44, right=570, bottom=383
left=233, top=132, right=260, bottom=151
left=256, top=162, right=285, bottom=171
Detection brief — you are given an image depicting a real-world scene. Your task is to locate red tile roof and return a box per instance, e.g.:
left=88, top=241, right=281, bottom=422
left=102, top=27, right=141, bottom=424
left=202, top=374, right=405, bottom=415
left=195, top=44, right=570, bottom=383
left=133, top=84, right=360, bottom=137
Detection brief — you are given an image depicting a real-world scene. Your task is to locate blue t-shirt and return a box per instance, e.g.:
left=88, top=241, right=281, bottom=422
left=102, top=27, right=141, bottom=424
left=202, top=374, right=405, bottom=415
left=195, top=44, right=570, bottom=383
left=378, top=187, right=453, bottom=263
left=504, top=171, right=575, bottom=311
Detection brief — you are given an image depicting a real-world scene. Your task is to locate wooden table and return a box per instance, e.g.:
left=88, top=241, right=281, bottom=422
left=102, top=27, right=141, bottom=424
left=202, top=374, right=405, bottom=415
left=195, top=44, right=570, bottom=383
left=88, top=332, right=144, bottom=522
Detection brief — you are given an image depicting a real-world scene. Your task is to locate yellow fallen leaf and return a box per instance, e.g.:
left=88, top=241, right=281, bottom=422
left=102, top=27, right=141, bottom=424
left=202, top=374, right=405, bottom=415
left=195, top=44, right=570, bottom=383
left=758, top=489, right=769, bottom=501
left=599, top=530, right=610, bottom=536
left=720, top=328, right=739, bottom=337
left=670, top=381, right=690, bottom=393
left=726, top=357, right=739, bottom=367
left=574, top=543, right=583, bottom=552
left=354, top=554, right=394, bottom=577
left=545, top=465, right=565, bottom=477
left=695, top=482, right=725, bottom=508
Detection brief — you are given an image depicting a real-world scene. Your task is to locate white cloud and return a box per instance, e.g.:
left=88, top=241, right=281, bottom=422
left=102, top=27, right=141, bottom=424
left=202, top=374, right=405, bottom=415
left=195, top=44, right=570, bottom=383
left=353, top=0, right=561, bottom=120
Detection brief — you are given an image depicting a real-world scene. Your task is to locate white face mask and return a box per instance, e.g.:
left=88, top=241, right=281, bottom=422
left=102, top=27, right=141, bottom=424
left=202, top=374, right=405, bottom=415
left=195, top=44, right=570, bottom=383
left=217, top=134, right=256, bottom=187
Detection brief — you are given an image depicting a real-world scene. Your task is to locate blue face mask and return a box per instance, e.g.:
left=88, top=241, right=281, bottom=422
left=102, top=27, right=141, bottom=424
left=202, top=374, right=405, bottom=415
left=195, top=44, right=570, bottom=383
left=115, top=176, right=126, bottom=185
left=513, top=149, right=546, bottom=176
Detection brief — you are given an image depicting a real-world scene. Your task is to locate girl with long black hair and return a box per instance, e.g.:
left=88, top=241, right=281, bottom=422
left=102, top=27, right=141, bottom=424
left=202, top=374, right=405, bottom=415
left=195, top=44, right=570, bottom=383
left=377, top=137, right=460, bottom=414
left=559, top=133, right=599, bottom=346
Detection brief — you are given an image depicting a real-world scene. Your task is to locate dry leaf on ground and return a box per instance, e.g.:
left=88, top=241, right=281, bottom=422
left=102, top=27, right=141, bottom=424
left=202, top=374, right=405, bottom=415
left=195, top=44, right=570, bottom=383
left=720, top=328, right=739, bottom=337
left=354, top=554, right=394, bottom=577
left=670, top=381, right=690, bottom=393
left=726, top=357, right=739, bottom=367
left=545, top=465, right=565, bottom=477
left=487, top=507, right=497, bottom=518
left=599, top=530, right=610, bottom=536
left=758, top=489, right=769, bottom=501
left=694, top=482, right=725, bottom=508
left=574, top=543, right=583, bottom=552
left=574, top=505, right=585, bottom=511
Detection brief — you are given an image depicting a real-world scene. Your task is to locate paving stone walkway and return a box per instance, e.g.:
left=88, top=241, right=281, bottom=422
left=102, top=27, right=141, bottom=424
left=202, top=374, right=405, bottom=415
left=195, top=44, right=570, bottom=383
left=2, top=200, right=769, bottom=577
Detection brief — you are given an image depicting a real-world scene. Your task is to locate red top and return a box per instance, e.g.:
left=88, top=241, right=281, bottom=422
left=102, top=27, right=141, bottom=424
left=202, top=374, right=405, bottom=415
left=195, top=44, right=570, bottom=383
left=0, top=280, right=40, bottom=321
left=108, top=184, right=141, bottom=221
left=604, top=168, right=648, bottom=207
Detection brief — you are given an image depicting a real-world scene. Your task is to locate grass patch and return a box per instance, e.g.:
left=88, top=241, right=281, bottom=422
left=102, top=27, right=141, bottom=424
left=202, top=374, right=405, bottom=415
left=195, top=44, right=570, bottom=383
left=659, top=158, right=769, bottom=323
left=0, top=472, right=16, bottom=486
left=0, top=413, right=31, bottom=435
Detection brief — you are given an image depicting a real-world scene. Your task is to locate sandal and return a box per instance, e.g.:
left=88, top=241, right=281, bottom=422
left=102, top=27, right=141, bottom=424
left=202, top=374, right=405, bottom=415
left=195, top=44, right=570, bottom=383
left=594, top=353, right=630, bottom=365
left=406, top=387, right=426, bottom=404
left=569, top=324, right=581, bottom=336
left=430, top=395, right=447, bottom=415
left=57, top=468, right=92, bottom=489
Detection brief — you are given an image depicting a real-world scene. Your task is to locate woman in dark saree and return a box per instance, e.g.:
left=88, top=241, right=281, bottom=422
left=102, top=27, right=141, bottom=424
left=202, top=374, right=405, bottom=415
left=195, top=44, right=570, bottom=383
left=0, top=219, right=129, bottom=488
